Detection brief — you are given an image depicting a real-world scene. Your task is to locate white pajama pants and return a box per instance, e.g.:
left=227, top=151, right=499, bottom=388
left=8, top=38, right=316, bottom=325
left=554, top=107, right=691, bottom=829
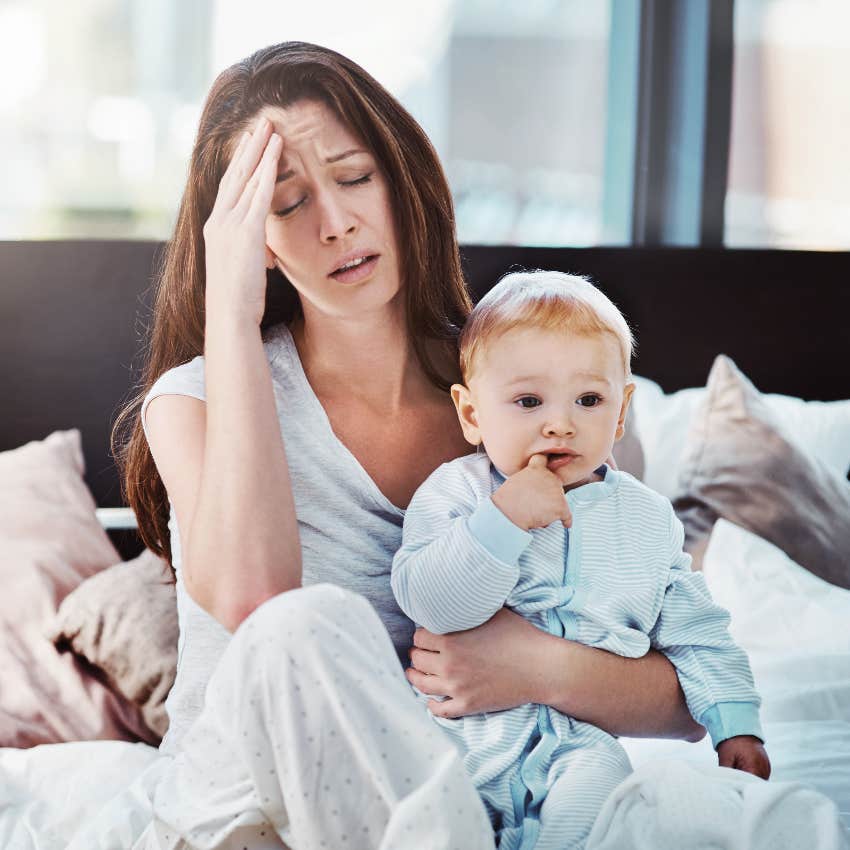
left=132, top=584, right=495, bottom=850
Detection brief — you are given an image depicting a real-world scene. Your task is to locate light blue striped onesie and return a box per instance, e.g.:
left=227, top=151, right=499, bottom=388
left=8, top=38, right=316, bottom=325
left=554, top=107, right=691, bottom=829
left=392, top=451, right=763, bottom=850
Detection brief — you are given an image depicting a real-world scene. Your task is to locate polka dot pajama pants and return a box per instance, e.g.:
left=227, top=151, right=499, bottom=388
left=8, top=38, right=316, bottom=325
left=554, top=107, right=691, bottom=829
left=133, top=584, right=495, bottom=850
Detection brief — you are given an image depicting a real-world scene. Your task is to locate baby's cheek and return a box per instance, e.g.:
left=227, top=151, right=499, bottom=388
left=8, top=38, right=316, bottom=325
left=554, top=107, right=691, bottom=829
left=480, top=435, right=519, bottom=475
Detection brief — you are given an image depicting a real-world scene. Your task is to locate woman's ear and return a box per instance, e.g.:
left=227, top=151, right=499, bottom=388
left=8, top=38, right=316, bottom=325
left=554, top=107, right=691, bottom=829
left=451, top=383, right=482, bottom=446
left=614, top=382, right=636, bottom=441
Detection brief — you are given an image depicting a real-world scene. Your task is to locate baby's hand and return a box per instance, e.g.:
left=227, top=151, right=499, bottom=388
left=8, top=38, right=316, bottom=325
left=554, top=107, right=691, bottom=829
left=716, top=735, right=771, bottom=780
left=491, top=454, right=572, bottom=531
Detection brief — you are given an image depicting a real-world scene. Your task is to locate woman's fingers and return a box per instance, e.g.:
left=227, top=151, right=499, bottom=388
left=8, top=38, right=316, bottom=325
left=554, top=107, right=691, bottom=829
left=243, top=133, right=282, bottom=221
left=428, top=698, right=462, bottom=719
left=412, top=627, right=444, bottom=652
left=405, top=666, right=442, bottom=693
left=408, top=645, right=440, bottom=674
left=215, top=116, right=274, bottom=213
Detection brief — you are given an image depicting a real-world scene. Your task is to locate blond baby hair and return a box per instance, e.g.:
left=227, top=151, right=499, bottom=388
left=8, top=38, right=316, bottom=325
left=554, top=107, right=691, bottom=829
left=459, top=270, right=635, bottom=381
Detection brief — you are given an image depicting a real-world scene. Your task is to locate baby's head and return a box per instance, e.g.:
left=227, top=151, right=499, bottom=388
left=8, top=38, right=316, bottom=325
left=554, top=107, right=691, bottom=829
left=452, top=270, right=636, bottom=489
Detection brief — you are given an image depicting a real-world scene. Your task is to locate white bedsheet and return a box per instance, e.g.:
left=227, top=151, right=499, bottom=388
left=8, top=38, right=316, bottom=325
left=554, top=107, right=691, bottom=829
left=587, top=758, right=849, bottom=850
left=612, top=519, right=850, bottom=845
left=1, top=520, right=848, bottom=849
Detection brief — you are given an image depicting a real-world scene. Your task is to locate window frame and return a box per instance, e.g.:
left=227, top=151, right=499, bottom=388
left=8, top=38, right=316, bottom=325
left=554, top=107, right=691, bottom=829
left=603, top=0, right=735, bottom=247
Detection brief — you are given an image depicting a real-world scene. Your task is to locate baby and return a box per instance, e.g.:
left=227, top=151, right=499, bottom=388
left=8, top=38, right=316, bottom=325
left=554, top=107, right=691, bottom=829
left=391, top=270, right=770, bottom=849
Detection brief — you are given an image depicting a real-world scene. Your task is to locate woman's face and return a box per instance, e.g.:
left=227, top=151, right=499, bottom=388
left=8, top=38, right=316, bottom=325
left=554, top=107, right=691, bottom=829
left=259, top=99, right=401, bottom=321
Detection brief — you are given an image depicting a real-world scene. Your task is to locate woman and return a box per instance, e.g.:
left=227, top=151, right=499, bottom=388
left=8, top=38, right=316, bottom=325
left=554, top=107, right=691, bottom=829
left=114, top=41, right=703, bottom=849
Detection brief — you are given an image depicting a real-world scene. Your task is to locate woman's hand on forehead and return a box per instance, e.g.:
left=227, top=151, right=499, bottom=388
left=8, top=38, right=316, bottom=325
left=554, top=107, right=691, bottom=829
left=203, top=115, right=283, bottom=327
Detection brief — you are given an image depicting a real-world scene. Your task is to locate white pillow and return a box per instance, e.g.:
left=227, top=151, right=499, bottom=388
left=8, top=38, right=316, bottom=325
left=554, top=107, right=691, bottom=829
left=703, top=518, right=850, bottom=655
left=701, top=519, right=850, bottom=725
left=631, top=374, right=850, bottom=499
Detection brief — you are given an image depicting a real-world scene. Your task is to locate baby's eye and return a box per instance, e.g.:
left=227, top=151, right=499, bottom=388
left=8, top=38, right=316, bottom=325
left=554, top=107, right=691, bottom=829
left=515, top=396, right=542, bottom=409
left=577, top=394, right=603, bottom=408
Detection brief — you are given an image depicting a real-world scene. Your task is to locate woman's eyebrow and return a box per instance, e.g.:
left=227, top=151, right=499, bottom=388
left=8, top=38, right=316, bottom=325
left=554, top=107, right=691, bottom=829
left=276, top=148, right=368, bottom=183
left=325, top=148, right=367, bottom=164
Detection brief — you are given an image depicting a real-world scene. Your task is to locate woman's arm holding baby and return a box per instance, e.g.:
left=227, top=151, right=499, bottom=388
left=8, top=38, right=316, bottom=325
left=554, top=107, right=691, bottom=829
left=408, top=608, right=705, bottom=741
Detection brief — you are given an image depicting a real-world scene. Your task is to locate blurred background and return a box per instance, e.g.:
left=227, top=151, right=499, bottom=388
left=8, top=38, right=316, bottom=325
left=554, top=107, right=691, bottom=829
left=0, top=0, right=847, bottom=250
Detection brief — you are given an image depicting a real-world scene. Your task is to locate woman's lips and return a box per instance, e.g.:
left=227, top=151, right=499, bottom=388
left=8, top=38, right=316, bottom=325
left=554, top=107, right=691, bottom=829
left=329, top=254, right=379, bottom=284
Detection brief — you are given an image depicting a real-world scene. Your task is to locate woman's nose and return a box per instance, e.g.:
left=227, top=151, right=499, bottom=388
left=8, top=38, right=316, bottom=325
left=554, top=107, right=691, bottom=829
left=318, top=192, right=357, bottom=243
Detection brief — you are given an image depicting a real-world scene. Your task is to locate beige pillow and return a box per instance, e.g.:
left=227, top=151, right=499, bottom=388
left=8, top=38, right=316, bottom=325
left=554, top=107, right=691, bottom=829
left=50, top=549, right=178, bottom=738
left=613, top=404, right=645, bottom=480
left=673, top=355, right=850, bottom=588
left=0, top=430, right=156, bottom=746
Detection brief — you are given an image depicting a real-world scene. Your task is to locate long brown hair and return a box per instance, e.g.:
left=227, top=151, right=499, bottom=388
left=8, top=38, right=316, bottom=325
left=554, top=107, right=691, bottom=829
left=112, top=42, right=471, bottom=566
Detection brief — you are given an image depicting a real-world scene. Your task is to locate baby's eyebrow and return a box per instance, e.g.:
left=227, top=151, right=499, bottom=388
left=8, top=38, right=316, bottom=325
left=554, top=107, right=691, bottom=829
left=573, top=372, right=614, bottom=386
left=503, top=372, right=614, bottom=387
left=504, top=375, right=543, bottom=386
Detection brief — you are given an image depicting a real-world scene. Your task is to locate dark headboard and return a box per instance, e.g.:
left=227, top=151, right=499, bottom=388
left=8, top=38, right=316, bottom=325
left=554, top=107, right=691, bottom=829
left=2, top=241, right=848, bottom=523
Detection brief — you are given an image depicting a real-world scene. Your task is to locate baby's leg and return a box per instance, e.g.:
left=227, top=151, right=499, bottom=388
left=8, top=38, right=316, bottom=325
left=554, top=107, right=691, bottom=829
left=534, top=742, right=632, bottom=850
left=140, top=583, right=494, bottom=850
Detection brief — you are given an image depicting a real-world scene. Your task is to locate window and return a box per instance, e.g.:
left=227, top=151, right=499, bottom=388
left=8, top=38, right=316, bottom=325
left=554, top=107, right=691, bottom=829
left=3, top=0, right=846, bottom=250
left=0, top=0, right=611, bottom=245
left=726, top=0, right=850, bottom=249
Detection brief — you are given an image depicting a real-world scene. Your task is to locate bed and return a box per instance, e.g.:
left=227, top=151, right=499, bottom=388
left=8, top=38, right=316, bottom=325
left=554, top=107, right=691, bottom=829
left=1, top=240, right=848, bottom=848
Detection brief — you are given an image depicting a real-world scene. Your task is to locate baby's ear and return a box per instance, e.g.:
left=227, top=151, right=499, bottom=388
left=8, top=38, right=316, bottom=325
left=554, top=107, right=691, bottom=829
left=450, top=383, right=482, bottom=446
left=614, top=382, right=636, bottom=441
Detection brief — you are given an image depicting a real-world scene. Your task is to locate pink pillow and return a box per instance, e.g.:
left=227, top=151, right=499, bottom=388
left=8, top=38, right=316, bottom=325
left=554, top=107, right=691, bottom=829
left=673, top=357, right=850, bottom=588
left=0, top=430, right=157, bottom=747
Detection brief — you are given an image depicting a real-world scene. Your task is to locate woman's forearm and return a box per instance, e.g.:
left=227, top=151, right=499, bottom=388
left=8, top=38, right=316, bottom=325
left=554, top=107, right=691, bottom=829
left=186, top=312, right=301, bottom=629
left=535, top=633, right=706, bottom=740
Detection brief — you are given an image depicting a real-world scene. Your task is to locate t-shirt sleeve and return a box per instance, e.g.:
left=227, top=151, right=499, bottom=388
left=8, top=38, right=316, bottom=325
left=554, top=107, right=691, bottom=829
left=140, top=355, right=206, bottom=443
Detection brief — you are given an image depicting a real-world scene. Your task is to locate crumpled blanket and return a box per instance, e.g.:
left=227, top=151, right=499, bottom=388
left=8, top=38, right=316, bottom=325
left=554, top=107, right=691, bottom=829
left=587, top=759, right=849, bottom=850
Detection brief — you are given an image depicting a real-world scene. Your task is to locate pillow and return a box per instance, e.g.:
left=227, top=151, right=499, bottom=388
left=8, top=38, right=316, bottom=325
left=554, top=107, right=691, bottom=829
left=672, top=355, right=850, bottom=589
left=0, top=430, right=157, bottom=746
left=631, top=374, right=850, bottom=500
left=702, top=519, right=850, bottom=724
left=612, top=404, right=644, bottom=480
left=50, top=549, right=178, bottom=738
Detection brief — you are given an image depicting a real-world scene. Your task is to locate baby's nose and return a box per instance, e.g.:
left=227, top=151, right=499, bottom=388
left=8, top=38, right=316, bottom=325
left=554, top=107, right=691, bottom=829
left=543, top=415, right=575, bottom=436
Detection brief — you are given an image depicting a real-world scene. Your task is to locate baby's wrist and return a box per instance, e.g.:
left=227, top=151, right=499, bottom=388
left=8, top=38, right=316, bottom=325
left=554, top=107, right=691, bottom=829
left=491, top=487, right=529, bottom=531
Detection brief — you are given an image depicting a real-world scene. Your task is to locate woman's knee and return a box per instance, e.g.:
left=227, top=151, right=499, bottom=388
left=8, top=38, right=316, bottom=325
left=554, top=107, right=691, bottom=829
left=237, top=583, right=371, bottom=644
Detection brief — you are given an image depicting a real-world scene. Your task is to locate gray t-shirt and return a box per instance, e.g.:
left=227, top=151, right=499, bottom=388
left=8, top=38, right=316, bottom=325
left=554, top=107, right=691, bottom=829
left=141, top=322, right=419, bottom=754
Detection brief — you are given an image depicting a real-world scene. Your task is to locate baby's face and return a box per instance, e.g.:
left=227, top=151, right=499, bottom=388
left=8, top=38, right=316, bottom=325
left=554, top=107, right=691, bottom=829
left=456, top=327, right=634, bottom=489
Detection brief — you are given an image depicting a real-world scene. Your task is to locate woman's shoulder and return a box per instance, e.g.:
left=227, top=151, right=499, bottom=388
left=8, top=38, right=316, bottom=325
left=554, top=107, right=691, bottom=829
left=140, top=323, right=295, bottom=427
left=143, top=354, right=206, bottom=413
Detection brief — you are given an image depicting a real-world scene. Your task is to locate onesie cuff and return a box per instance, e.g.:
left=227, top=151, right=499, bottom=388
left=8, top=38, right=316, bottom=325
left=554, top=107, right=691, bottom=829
left=700, top=702, right=764, bottom=749
left=467, top=498, right=534, bottom=564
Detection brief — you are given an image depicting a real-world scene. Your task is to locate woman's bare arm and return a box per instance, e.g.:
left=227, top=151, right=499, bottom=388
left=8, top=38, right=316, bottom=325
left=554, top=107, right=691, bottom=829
left=145, top=319, right=301, bottom=632
left=407, top=607, right=705, bottom=740
left=534, top=629, right=705, bottom=739
left=145, top=119, right=300, bottom=632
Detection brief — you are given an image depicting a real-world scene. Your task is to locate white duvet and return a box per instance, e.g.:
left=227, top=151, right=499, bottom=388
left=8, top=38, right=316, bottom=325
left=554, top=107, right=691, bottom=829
left=1, top=520, right=848, bottom=849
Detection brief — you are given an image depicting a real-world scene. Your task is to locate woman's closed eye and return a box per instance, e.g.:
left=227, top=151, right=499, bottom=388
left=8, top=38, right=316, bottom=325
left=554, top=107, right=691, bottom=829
left=340, top=172, right=373, bottom=188
left=273, top=172, right=374, bottom=218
